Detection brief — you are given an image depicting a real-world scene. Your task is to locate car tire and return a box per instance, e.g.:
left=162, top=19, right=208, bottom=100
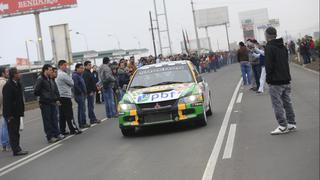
left=197, top=106, right=208, bottom=127
left=206, top=93, right=213, bottom=116
left=121, top=127, right=135, bottom=137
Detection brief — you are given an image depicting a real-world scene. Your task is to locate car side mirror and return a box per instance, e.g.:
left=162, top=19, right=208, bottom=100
left=197, top=76, right=203, bottom=82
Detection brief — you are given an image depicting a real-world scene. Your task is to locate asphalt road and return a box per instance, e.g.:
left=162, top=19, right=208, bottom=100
left=0, top=63, right=318, bottom=180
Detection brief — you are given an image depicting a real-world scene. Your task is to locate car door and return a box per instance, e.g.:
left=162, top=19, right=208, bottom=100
left=191, top=64, right=210, bottom=109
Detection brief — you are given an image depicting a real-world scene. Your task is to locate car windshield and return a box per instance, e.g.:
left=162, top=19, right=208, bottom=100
left=129, top=64, right=194, bottom=89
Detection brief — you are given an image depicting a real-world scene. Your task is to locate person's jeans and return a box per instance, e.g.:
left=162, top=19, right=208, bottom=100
left=269, top=84, right=296, bottom=127
left=1, top=117, right=10, bottom=148
left=75, top=95, right=87, bottom=126
left=302, top=54, right=311, bottom=64
left=103, top=87, right=116, bottom=118
left=40, top=104, right=60, bottom=140
left=87, top=93, right=97, bottom=123
left=252, top=64, right=261, bottom=88
left=240, top=63, right=252, bottom=85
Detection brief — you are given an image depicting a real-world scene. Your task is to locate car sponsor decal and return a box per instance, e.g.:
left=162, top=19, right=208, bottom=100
left=136, top=90, right=180, bottom=103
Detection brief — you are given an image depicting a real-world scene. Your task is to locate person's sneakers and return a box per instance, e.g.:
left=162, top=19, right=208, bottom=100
left=270, top=126, right=289, bottom=135
left=61, top=131, right=70, bottom=136
left=91, top=119, right=101, bottom=124
left=2, top=146, right=11, bottom=152
left=13, top=150, right=28, bottom=156
left=80, top=124, right=91, bottom=128
left=70, top=130, right=82, bottom=135
left=48, top=137, right=59, bottom=144
left=288, top=124, right=297, bottom=132
left=56, top=134, right=65, bottom=140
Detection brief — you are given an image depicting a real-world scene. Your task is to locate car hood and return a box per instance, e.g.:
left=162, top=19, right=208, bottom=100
left=122, top=83, right=198, bottom=104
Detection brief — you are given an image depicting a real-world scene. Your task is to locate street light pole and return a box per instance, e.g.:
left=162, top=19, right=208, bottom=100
left=133, top=36, right=141, bottom=49
left=25, top=41, right=31, bottom=71
left=76, top=32, right=89, bottom=51
left=108, top=34, right=121, bottom=49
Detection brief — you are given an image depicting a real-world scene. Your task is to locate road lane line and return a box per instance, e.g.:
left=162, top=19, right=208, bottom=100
left=0, top=144, right=62, bottom=177
left=222, top=124, right=237, bottom=159
left=202, top=78, right=242, bottom=180
left=0, top=117, right=108, bottom=173
left=236, top=92, right=243, bottom=103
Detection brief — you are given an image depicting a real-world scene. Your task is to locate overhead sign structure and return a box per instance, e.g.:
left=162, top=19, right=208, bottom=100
left=49, top=23, right=73, bottom=65
left=0, top=0, right=77, bottom=18
left=239, top=8, right=269, bottom=27
left=195, top=6, right=229, bottom=28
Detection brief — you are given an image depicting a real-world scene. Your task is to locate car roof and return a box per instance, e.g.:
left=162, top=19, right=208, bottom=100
left=138, top=60, right=191, bottom=70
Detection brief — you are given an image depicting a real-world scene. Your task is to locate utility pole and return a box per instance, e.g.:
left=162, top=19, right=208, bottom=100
left=153, top=0, right=163, bottom=55
left=149, top=11, right=157, bottom=58
left=191, top=0, right=201, bottom=52
left=162, top=0, right=172, bottom=55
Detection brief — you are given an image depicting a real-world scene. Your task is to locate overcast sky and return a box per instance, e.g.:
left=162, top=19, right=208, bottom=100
left=0, top=0, right=319, bottom=65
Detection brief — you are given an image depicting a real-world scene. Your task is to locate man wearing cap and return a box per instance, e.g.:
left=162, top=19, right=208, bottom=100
left=265, top=26, right=296, bottom=135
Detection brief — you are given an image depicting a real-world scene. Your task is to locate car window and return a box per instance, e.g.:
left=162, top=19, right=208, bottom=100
left=129, top=64, right=193, bottom=89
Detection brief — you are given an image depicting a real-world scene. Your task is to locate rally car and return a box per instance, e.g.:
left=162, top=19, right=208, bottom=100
left=118, top=60, right=213, bottom=136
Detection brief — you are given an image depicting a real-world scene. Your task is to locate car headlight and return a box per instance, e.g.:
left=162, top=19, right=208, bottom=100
left=179, top=94, right=203, bottom=104
left=118, top=104, right=136, bottom=112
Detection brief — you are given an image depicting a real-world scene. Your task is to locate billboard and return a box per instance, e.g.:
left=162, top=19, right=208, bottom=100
left=0, top=0, right=77, bottom=18
left=16, top=57, right=29, bottom=65
left=49, top=23, right=73, bottom=65
left=195, top=6, right=229, bottom=28
left=239, top=8, right=269, bottom=27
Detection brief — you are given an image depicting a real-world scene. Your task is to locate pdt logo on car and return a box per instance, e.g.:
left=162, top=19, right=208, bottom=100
left=137, top=90, right=179, bottom=103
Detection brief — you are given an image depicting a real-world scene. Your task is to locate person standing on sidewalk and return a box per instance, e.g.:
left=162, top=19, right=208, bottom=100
left=98, top=57, right=116, bottom=119
left=0, top=67, right=10, bottom=152
left=2, top=68, right=28, bottom=156
left=265, top=26, right=296, bottom=135
left=73, top=63, right=90, bottom=129
left=92, top=65, right=101, bottom=104
left=237, top=42, right=252, bottom=86
left=83, top=61, right=100, bottom=124
left=34, top=64, right=64, bottom=143
left=56, top=60, right=81, bottom=135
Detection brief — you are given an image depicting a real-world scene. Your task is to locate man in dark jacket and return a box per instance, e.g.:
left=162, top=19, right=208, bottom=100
left=2, top=68, right=28, bottom=156
left=34, top=64, right=63, bottom=143
left=83, top=61, right=100, bottom=124
left=72, top=63, right=90, bottom=129
left=265, top=26, right=296, bottom=135
left=237, top=42, right=252, bottom=85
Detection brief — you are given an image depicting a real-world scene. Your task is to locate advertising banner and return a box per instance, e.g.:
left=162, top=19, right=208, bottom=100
left=0, top=0, right=77, bottom=18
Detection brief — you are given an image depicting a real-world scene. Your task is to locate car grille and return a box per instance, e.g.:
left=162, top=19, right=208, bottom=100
left=143, top=113, right=172, bottom=123
left=137, top=99, right=177, bottom=110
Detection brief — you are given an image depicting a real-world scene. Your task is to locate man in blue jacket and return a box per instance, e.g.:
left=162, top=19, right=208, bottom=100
left=72, top=63, right=90, bottom=129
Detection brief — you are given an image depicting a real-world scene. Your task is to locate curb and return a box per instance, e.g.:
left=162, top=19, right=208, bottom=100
left=291, top=62, right=319, bottom=75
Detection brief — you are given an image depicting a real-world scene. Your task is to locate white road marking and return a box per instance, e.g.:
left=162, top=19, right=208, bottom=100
left=0, top=144, right=62, bottom=177
left=222, top=124, right=237, bottom=159
left=236, top=92, right=243, bottom=103
left=202, top=78, right=242, bottom=180
left=0, top=117, right=108, bottom=173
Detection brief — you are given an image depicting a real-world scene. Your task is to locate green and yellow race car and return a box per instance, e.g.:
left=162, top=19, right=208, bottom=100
left=118, top=60, right=213, bottom=136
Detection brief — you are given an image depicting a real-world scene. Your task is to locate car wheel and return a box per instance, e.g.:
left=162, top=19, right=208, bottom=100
left=206, top=93, right=213, bottom=116
left=121, top=127, right=135, bottom=137
left=197, top=106, right=208, bottom=127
